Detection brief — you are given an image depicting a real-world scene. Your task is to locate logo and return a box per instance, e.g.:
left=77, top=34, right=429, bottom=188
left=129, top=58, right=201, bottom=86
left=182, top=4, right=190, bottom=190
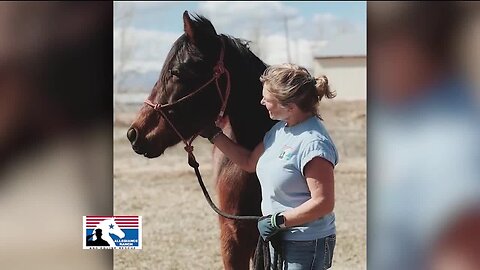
left=278, top=145, right=295, bottom=161
left=83, top=216, right=142, bottom=249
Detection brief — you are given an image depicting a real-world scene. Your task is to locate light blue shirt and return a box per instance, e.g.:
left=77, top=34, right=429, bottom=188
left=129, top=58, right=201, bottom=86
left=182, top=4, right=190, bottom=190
left=256, top=115, right=338, bottom=241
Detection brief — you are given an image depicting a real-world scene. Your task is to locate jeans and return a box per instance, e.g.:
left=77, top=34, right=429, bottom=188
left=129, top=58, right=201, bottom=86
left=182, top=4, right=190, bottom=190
left=270, top=234, right=336, bottom=270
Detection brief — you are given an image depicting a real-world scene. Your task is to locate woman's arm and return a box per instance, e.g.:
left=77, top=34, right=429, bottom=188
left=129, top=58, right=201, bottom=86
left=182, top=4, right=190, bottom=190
left=281, top=156, right=335, bottom=227
left=211, top=133, right=264, bottom=173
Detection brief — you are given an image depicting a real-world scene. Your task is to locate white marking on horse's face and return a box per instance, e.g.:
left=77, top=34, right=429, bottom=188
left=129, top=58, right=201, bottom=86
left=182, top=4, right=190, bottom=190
left=104, top=218, right=125, bottom=239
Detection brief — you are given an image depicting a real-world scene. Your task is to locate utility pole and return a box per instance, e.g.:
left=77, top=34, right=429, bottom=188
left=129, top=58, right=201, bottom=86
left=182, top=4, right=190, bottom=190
left=283, top=14, right=291, bottom=63
left=251, top=18, right=263, bottom=59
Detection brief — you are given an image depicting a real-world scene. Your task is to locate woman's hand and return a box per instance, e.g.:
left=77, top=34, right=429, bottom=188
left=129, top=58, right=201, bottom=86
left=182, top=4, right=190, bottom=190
left=200, top=124, right=264, bottom=173
left=257, top=212, right=284, bottom=241
left=199, top=122, right=222, bottom=143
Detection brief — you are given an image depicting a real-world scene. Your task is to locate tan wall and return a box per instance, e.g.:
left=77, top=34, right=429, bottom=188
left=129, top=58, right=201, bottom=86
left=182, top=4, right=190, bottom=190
left=313, top=57, right=366, bottom=100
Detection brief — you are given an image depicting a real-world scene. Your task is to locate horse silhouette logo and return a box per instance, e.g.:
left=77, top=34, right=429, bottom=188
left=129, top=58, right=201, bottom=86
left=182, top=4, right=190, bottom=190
left=83, top=216, right=142, bottom=249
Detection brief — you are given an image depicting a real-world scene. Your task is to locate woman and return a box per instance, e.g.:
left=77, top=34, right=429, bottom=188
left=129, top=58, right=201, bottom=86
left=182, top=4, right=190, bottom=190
left=202, top=63, right=338, bottom=269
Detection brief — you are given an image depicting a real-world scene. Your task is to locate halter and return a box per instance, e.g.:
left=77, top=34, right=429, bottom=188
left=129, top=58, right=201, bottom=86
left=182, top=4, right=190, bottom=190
left=144, top=37, right=231, bottom=160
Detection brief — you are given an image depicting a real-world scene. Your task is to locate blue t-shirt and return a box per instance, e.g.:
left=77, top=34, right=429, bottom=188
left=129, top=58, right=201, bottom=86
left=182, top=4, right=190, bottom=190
left=256, top=115, right=338, bottom=241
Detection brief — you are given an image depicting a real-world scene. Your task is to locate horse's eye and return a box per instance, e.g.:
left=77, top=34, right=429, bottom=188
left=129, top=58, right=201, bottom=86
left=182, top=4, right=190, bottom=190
left=170, top=69, right=180, bottom=78
left=167, top=109, right=175, bottom=115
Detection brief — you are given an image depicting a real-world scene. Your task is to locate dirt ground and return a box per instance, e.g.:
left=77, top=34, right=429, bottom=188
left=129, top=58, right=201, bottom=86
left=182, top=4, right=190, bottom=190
left=114, top=100, right=366, bottom=270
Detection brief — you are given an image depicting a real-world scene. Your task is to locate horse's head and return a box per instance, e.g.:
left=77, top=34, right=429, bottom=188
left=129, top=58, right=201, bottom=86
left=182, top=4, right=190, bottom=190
left=127, top=11, right=228, bottom=158
left=93, top=218, right=125, bottom=240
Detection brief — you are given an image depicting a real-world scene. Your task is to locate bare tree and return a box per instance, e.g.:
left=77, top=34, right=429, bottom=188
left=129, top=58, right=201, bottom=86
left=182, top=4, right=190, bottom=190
left=114, top=3, right=135, bottom=110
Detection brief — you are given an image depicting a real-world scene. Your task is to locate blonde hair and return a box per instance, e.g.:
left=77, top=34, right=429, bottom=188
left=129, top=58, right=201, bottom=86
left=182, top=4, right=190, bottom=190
left=259, top=64, right=336, bottom=117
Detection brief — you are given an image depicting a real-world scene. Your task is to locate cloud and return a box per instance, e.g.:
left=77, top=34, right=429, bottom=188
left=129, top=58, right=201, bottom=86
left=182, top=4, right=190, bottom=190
left=312, top=12, right=361, bottom=40
left=196, top=1, right=298, bottom=37
left=313, top=13, right=338, bottom=24
left=256, top=34, right=314, bottom=70
left=114, top=2, right=365, bottom=80
left=197, top=1, right=297, bottom=23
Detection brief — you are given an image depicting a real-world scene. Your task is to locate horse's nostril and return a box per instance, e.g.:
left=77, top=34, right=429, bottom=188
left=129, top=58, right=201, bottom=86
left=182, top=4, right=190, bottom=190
left=127, top=128, right=138, bottom=143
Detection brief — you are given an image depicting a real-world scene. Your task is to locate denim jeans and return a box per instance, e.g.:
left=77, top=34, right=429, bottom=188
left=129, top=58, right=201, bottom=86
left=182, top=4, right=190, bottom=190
left=270, top=234, right=336, bottom=270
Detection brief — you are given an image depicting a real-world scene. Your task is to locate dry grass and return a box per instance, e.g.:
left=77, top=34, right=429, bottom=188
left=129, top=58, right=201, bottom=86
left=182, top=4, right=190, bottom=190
left=114, top=100, right=366, bottom=270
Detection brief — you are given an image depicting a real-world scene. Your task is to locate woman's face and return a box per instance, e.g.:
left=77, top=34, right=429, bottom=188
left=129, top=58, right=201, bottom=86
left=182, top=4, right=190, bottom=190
left=260, top=85, right=290, bottom=121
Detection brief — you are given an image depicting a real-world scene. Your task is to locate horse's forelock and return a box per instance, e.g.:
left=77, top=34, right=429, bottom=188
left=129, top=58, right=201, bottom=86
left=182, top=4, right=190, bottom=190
left=159, top=35, right=205, bottom=86
left=158, top=36, right=184, bottom=88
left=190, top=13, right=217, bottom=36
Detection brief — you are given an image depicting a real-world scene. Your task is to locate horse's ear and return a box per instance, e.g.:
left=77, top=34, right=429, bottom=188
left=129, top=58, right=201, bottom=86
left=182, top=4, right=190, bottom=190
left=183, top=11, right=218, bottom=48
left=183, top=11, right=196, bottom=44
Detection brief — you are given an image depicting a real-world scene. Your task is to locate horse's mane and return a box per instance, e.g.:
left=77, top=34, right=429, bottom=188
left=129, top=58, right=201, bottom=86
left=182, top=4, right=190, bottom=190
left=220, top=34, right=268, bottom=76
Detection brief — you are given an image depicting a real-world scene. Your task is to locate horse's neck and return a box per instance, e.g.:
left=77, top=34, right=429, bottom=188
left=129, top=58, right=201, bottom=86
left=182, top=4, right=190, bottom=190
left=101, top=229, right=112, bottom=239
left=225, top=57, right=274, bottom=150
left=213, top=116, right=235, bottom=177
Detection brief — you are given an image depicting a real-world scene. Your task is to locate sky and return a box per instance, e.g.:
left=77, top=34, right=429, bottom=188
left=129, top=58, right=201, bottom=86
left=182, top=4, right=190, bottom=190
left=114, top=1, right=366, bottom=87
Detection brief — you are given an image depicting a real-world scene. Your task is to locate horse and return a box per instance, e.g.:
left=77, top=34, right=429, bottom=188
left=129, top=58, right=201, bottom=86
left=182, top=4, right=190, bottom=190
left=127, top=11, right=276, bottom=269
left=92, top=218, right=125, bottom=247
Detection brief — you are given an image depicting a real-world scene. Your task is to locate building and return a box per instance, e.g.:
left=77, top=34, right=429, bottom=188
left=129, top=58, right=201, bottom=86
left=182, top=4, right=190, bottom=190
left=313, top=32, right=366, bottom=100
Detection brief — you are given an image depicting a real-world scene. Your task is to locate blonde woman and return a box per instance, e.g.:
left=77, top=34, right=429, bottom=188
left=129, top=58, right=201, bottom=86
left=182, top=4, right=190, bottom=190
left=201, top=63, right=338, bottom=269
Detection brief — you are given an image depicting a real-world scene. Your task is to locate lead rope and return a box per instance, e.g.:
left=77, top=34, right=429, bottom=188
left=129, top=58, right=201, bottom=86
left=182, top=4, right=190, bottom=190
left=185, top=147, right=261, bottom=220
left=185, top=148, right=282, bottom=270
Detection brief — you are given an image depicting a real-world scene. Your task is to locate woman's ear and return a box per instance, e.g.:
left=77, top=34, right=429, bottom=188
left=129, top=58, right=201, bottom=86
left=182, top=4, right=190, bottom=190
left=286, top=103, right=295, bottom=112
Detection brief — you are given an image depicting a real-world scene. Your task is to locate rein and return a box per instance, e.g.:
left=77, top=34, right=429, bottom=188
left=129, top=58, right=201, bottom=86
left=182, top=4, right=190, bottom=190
left=144, top=37, right=261, bottom=221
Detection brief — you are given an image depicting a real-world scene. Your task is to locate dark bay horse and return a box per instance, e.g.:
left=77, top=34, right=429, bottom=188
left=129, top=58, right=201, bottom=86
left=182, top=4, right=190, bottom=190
left=127, top=11, right=276, bottom=269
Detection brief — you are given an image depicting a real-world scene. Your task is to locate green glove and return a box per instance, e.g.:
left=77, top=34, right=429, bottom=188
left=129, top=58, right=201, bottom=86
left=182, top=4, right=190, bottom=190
left=257, top=212, right=285, bottom=241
